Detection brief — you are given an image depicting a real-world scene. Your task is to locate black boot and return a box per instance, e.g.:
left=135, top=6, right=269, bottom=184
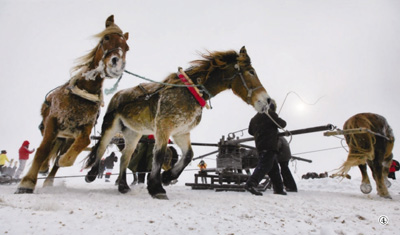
left=244, top=184, right=263, bottom=196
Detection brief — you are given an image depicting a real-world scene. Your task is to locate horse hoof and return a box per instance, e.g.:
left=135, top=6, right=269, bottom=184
left=14, top=187, right=34, bottom=194
left=360, top=183, right=372, bottom=194
left=118, top=186, right=131, bottom=194
left=85, top=174, right=96, bottom=183
left=152, top=193, right=169, bottom=200
left=380, top=194, right=392, bottom=199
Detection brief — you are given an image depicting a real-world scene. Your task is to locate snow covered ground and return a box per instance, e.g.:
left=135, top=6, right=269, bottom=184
left=1, top=168, right=399, bottom=235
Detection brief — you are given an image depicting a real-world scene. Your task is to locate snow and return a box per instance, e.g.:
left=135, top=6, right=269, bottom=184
left=1, top=169, right=399, bottom=235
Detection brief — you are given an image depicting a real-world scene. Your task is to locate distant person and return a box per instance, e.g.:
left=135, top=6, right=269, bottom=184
left=3, top=159, right=18, bottom=178
left=245, top=99, right=287, bottom=196
left=197, top=160, right=208, bottom=184
left=14, top=141, right=35, bottom=180
left=0, top=150, right=10, bottom=174
left=388, top=159, right=400, bottom=180
left=104, top=152, right=118, bottom=182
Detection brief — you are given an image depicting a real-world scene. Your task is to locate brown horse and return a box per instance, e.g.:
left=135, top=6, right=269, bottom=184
left=337, top=113, right=395, bottom=199
left=15, top=15, right=130, bottom=194
left=84, top=46, right=271, bottom=199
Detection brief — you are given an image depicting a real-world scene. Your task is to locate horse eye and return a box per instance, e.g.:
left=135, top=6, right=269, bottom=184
left=104, top=35, right=110, bottom=41
left=248, top=70, right=255, bottom=76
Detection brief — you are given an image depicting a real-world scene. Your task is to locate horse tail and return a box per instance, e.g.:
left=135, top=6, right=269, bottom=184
left=337, top=114, right=376, bottom=175
left=84, top=141, right=100, bottom=168
left=84, top=100, right=120, bottom=169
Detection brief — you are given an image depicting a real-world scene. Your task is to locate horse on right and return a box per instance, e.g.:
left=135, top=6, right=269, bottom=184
left=337, top=113, right=395, bottom=199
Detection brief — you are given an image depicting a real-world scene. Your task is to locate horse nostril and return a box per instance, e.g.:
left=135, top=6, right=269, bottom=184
left=267, top=98, right=271, bottom=104
left=111, top=57, right=118, bottom=65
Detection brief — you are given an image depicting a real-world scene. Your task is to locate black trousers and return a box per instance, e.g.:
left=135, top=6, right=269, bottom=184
left=247, top=151, right=284, bottom=192
left=279, top=160, right=297, bottom=191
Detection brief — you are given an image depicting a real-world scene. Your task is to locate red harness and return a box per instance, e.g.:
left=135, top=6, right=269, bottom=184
left=178, top=73, right=207, bottom=108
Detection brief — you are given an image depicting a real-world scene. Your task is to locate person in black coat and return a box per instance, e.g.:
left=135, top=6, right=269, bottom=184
left=104, top=152, right=118, bottom=182
left=277, top=137, right=297, bottom=192
left=245, top=100, right=287, bottom=196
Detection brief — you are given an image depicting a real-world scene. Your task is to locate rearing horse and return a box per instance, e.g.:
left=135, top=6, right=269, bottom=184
left=15, top=15, right=130, bottom=194
left=85, top=46, right=271, bottom=199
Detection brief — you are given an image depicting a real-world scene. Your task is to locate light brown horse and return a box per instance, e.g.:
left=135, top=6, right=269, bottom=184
left=337, top=113, right=395, bottom=198
left=84, top=46, right=271, bottom=199
left=15, top=15, right=130, bottom=194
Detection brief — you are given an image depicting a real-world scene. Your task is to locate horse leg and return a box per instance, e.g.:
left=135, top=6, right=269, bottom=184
left=359, top=164, right=372, bottom=194
left=57, top=125, right=92, bottom=167
left=371, top=147, right=391, bottom=199
left=147, top=134, right=171, bottom=199
left=382, top=153, right=393, bottom=189
left=117, top=129, right=141, bottom=194
left=16, top=118, right=58, bottom=193
left=43, top=163, right=59, bottom=187
left=162, top=133, right=193, bottom=185
left=85, top=116, right=123, bottom=182
left=43, top=139, right=73, bottom=187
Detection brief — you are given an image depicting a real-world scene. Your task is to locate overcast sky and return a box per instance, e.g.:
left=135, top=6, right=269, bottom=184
left=1, top=0, right=399, bottom=176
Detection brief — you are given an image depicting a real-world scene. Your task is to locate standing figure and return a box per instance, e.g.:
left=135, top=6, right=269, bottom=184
left=104, top=152, right=118, bottom=182
left=0, top=150, right=10, bottom=174
left=245, top=100, right=287, bottom=196
left=197, top=160, right=208, bottom=184
left=277, top=137, right=297, bottom=192
left=14, top=141, right=35, bottom=180
left=388, top=159, right=399, bottom=180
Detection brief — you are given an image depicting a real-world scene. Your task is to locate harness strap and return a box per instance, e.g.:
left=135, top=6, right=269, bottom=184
left=67, top=74, right=103, bottom=106
left=178, top=68, right=210, bottom=109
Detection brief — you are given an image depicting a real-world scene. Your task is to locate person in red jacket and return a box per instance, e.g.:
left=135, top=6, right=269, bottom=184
left=13, top=140, right=35, bottom=180
left=388, top=159, right=399, bottom=180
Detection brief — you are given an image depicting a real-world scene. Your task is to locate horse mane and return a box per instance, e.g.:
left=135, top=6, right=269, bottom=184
left=185, top=50, right=248, bottom=84
left=70, top=24, right=124, bottom=75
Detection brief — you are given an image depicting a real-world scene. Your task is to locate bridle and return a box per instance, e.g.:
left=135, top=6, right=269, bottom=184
left=97, top=33, right=127, bottom=65
left=223, top=63, right=264, bottom=104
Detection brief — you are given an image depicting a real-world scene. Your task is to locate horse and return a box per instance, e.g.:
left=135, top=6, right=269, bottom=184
left=15, top=15, right=130, bottom=194
left=336, top=113, right=395, bottom=199
left=84, top=46, right=271, bottom=199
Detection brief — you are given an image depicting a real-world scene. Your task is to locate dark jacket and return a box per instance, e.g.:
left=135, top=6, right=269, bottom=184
left=277, top=137, right=291, bottom=162
left=248, top=111, right=287, bottom=152
left=104, top=153, right=118, bottom=169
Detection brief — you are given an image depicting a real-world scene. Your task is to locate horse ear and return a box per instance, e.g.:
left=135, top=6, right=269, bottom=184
left=239, top=46, right=247, bottom=55
left=124, top=32, right=129, bottom=41
left=239, top=46, right=251, bottom=63
left=106, top=15, right=115, bottom=28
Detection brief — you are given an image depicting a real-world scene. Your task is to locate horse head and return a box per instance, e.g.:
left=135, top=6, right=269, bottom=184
left=230, top=46, right=271, bottom=112
left=91, top=15, right=130, bottom=79
left=189, top=46, right=271, bottom=112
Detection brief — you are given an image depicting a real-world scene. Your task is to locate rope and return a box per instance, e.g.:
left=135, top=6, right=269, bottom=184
left=124, top=69, right=203, bottom=88
left=122, top=69, right=214, bottom=108
left=278, top=91, right=325, bottom=115
left=292, top=146, right=346, bottom=155
left=104, top=74, right=123, bottom=95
